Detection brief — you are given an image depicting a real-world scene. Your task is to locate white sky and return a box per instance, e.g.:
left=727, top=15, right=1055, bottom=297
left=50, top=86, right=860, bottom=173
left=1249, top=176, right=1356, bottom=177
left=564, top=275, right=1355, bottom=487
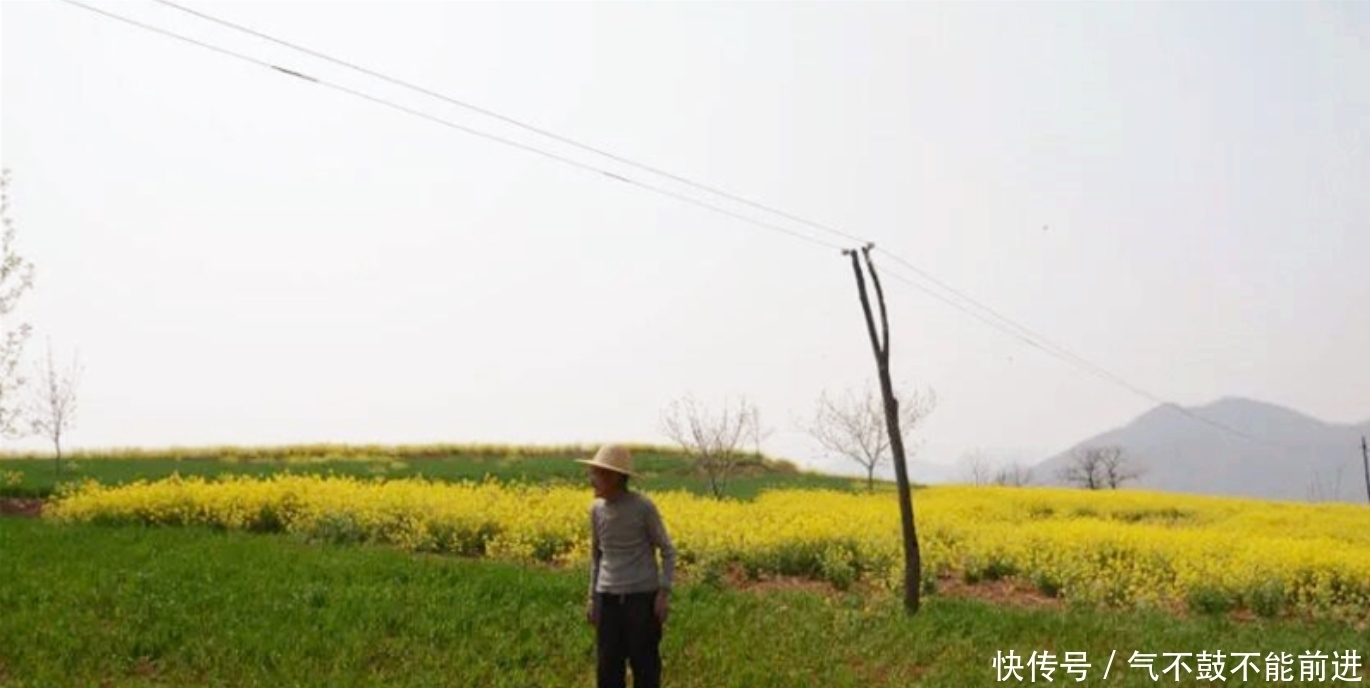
left=1, top=0, right=1367, bottom=476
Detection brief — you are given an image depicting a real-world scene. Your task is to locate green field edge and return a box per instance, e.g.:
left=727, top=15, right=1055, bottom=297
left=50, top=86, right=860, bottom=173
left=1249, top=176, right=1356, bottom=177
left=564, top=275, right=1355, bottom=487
left=2, top=519, right=1365, bottom=688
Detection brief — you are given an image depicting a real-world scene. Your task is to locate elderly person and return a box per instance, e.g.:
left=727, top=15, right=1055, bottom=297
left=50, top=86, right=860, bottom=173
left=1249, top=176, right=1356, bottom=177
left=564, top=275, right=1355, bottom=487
left=578, top=444, right=677, bottom=688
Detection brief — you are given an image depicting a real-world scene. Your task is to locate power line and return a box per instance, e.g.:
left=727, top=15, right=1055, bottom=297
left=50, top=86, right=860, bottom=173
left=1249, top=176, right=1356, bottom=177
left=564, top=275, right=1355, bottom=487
left=57, top=0, right=1276, bottom=446
left=149, top=0, right=871, bottom=249
left=136, top=0, right=1180, bottom=376
left=876, top=250, right=1168, bottom=406
left=138, top=1, right=1288, bottom=448
left=54, top=0, right=846, bottom=253
left=870, top=263, right=1275, bottom=446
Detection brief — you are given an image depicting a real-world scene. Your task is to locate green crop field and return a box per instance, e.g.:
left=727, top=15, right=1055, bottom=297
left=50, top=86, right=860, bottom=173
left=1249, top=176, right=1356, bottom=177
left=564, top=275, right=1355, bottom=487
left=3, top=519, right=1364, bottom=688
left=2, top=443, right=1366, bottom=687
left=0, top=443, right=869, bottom=501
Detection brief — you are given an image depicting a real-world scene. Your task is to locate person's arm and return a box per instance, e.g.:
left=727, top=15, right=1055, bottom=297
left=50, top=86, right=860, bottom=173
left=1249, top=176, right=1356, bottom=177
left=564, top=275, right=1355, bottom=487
left=587, top=504, right=601, bottom=624
left=646, top=499, right=676, bottom=592
left=646, top=499, right=675, bottom=625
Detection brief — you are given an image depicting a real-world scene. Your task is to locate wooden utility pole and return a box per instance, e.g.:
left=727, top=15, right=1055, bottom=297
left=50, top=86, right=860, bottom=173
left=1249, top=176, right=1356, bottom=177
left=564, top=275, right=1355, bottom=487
left=1361, top=435, right=1369, bottom=505
left=844, top=243, right=922, bottom=614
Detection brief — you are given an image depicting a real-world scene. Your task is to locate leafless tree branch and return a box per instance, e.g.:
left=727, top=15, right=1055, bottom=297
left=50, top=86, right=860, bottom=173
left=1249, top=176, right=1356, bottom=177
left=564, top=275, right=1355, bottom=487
left=660, top=394, right=763, bottom=499
left=1059, top=445, right=1142, bottom=490
left=29, top=340, right=81, bottom=476
left=0, top=169, right=36, bottom=439
left=806, top=381, right=935, bottom=491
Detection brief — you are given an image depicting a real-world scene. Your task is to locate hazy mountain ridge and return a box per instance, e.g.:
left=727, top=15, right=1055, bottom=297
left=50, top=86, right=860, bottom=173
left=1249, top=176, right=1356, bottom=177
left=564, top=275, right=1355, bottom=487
left=1035, top=398, right=1370, bottom=504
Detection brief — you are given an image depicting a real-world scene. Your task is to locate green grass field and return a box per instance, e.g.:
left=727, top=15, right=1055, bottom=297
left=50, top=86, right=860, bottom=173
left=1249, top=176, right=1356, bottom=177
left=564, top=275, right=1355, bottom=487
left=0, top=444, right=871, bottom=501
left=4, top=444, right=1366, bottom=686
left=3, top=518, right=1364, bottom=688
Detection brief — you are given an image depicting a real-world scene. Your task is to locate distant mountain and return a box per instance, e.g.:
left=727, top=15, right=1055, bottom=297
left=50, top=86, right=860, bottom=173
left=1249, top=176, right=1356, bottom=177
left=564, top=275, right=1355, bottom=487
left=1035, top=397, right=1370, bottom=504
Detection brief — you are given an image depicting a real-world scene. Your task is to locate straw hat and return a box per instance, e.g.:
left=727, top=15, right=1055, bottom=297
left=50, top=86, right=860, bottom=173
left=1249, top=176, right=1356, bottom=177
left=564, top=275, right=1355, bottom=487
left=575, top=444, right=636, bottom=476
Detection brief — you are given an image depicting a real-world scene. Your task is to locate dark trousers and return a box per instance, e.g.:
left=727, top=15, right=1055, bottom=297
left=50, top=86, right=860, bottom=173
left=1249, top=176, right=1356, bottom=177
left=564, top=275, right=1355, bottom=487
left=596, top=591, right=662, bottom=688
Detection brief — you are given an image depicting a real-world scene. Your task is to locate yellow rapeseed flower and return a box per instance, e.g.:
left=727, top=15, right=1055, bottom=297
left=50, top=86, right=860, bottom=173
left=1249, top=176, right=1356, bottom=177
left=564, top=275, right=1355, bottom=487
left=45, top=477, right=1370, bottom=617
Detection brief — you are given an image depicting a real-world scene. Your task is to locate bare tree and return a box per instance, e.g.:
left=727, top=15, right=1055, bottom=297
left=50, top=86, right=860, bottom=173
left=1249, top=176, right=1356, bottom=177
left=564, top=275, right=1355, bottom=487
left=993, top=461, right=1035, bottom=487
left=958, top=450, right=1034, bottom=487
left=29, top=340, right=81, bottom=478
left=1058, top=447, right=1104, bottom=490
left=1060, top=446, right=1106, bottom=490
left=660, top=394, right=763, bottom=499
left=1100, top=447, right=1144, bottom=489
left=1060, top=446, right=1141, bottom=490
left=959, top=448, right=994, bottom=486
left=805, top=381, right=936, bottom=491
left=844, top=243, right=922, bottom=615
left=0, top=170, right=36, bottom=439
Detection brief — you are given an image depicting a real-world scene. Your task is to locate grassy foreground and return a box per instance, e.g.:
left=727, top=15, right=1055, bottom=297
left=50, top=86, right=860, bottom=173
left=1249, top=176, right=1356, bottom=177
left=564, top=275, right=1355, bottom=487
left=2, top=519, right=1365, bottom=688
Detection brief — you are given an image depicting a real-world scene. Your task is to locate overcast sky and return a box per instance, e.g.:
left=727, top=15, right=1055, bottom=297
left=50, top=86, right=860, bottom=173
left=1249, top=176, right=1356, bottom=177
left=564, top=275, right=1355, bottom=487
left=1, top=0, right=1366, bottom=477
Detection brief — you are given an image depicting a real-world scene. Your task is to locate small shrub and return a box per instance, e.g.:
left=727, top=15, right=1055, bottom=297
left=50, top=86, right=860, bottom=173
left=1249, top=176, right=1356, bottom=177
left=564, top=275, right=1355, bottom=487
left=530, top=532, right=572, bottom=563
left=1112, top=508, right=1192, bottom=525
left=982, top=558, right=1017, bottom=582
left=1033, top=572, right=1063, bottom=598
left=1245, top=580, right=1286, bottom=619
left=699, top=558, right=727, bottom=590
left=1186, top=586, right=1235, bottom=616
left=921, top=574, right=938, bottom=596
left=963, top=556, right=1018, bottom=584
left=248, top=504, right=286, bottom=533
left=313, top=513, right=367, bottom=545
left=819, top=547, right=857, bottom=591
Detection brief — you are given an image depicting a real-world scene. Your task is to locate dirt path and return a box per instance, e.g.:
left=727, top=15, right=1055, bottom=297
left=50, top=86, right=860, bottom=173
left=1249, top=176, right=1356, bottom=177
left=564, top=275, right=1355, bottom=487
left=0, top=498, right=43, bottom=517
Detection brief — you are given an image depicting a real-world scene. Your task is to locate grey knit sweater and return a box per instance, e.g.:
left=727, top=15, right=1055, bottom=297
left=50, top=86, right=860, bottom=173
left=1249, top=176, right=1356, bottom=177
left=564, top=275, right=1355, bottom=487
left=588, top=491, right=677, bottom=599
